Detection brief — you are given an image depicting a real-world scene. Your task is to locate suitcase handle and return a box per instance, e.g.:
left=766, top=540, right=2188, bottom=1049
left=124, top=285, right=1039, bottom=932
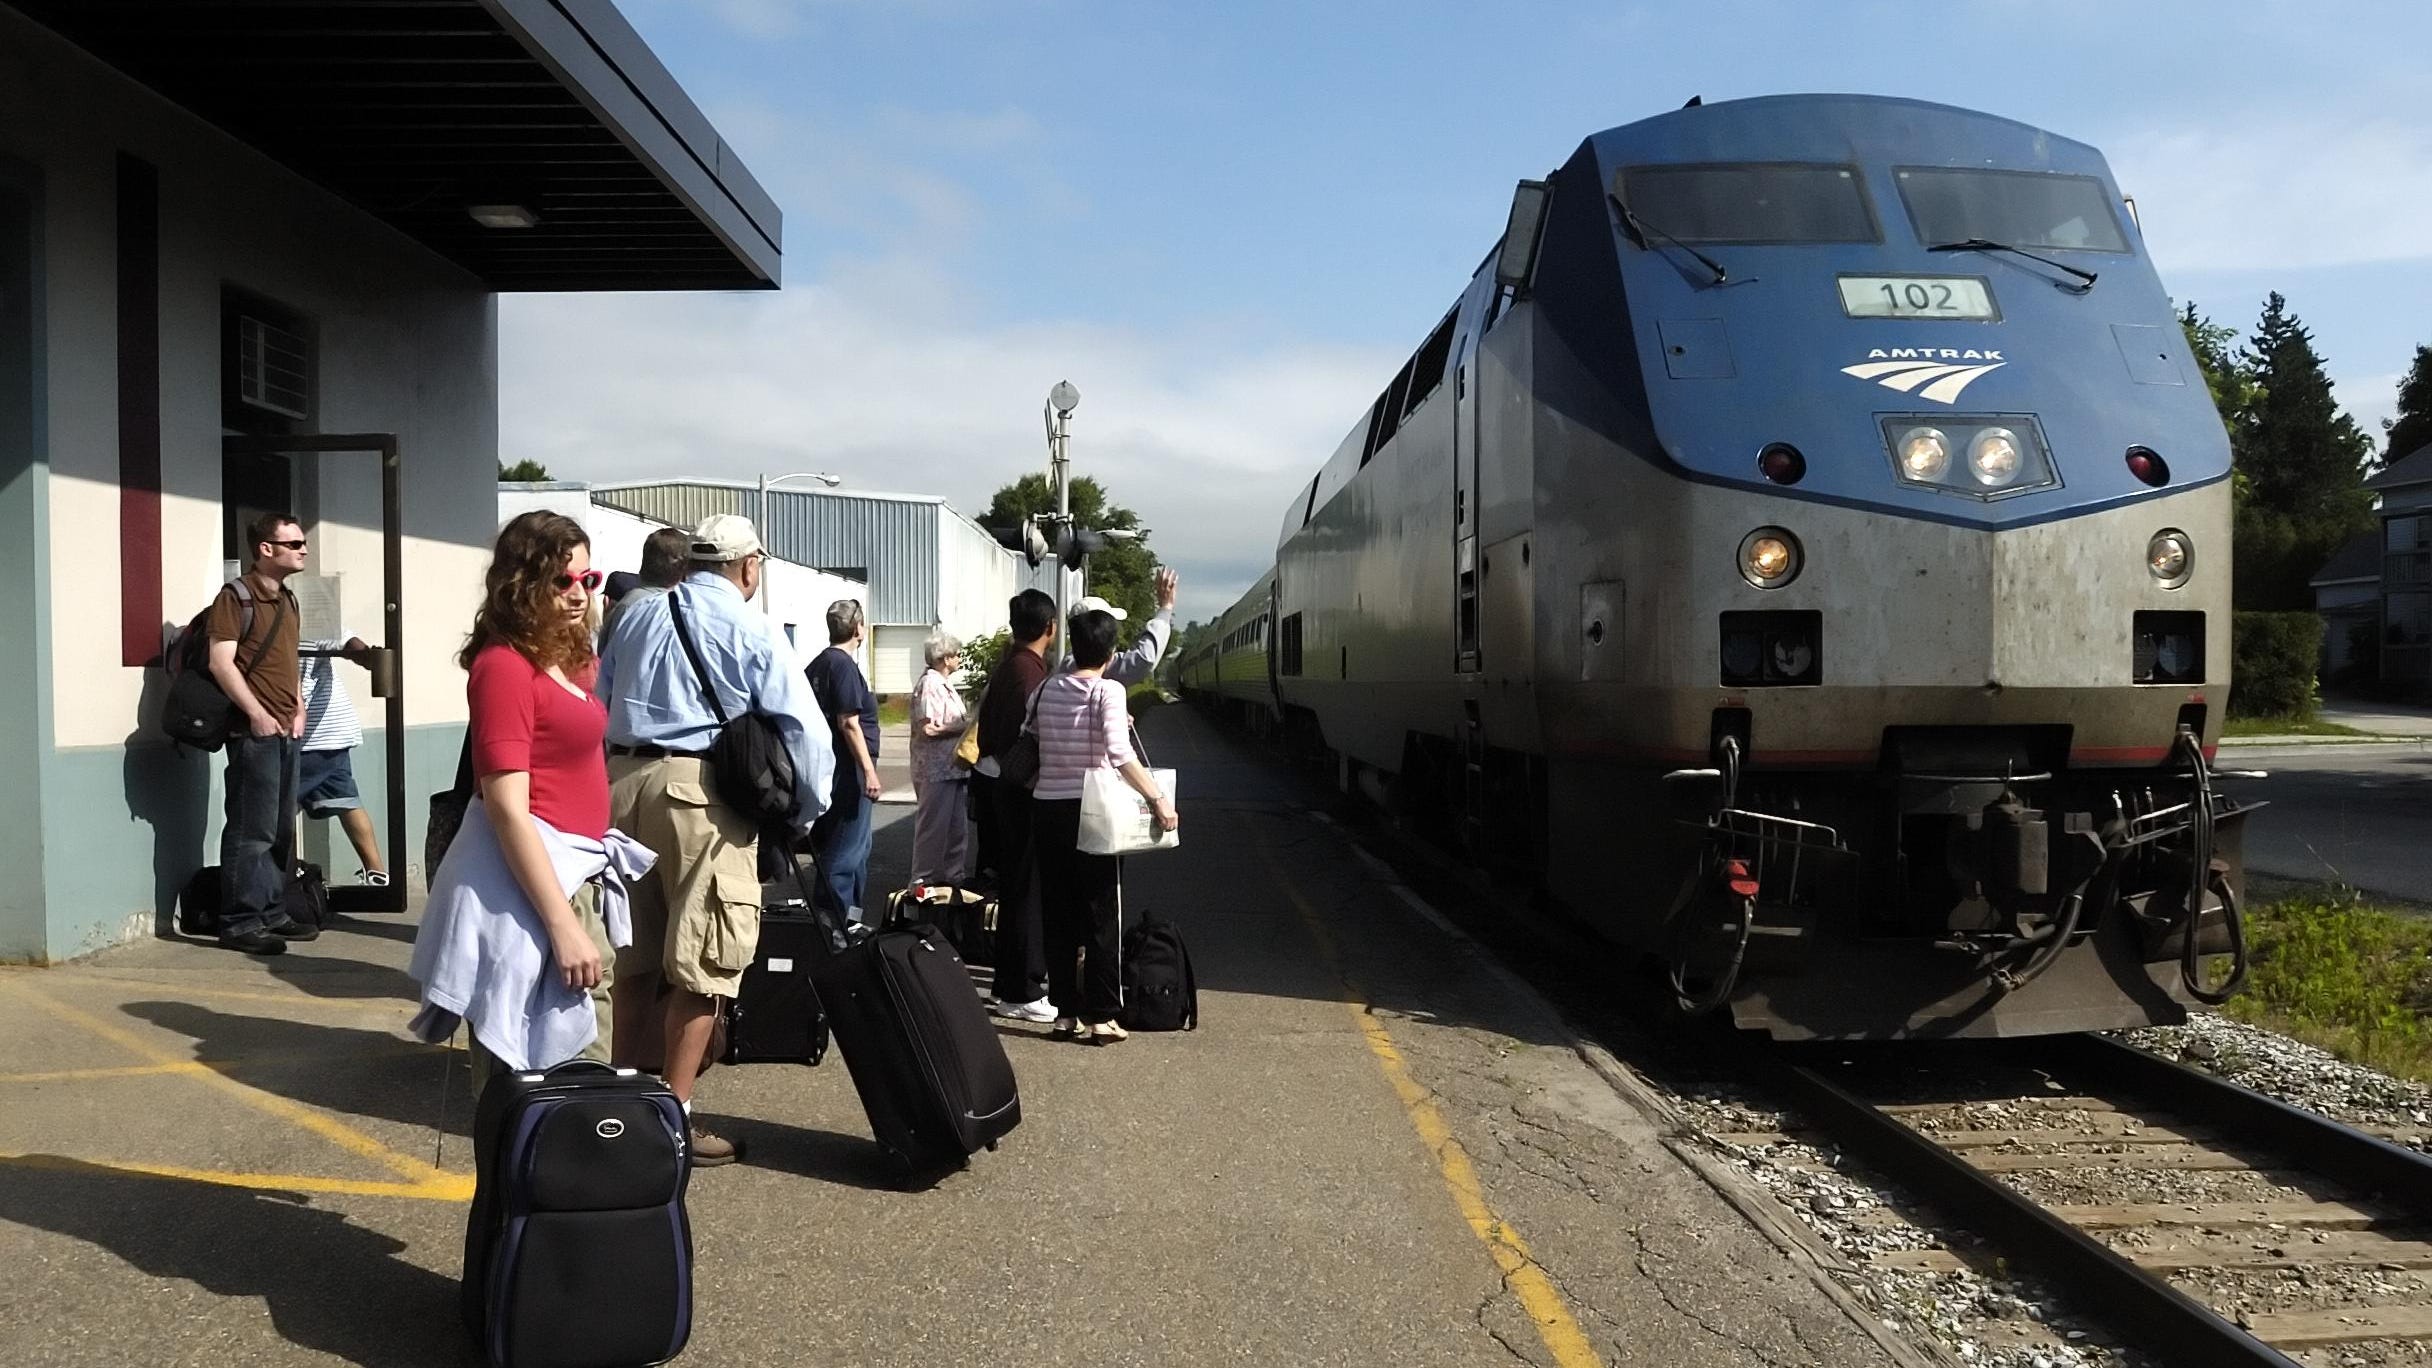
left=763, top=821, right=862, bottom=960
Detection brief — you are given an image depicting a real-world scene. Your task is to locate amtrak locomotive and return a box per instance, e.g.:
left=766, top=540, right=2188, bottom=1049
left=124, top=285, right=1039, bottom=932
left=1180, top=95, right=2255, bottom=1039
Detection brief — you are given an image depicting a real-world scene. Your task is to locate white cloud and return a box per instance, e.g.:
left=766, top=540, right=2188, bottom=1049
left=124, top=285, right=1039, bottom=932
left=500, top=268, right=1394, bottom=625
left=2336, top=371, right=2402, bottom=456
left=2107, top=119, right=2432, bottom=273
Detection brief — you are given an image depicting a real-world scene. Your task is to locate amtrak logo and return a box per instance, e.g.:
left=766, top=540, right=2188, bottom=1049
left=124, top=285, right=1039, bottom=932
left=1841, top=348, right=2007, bottom=405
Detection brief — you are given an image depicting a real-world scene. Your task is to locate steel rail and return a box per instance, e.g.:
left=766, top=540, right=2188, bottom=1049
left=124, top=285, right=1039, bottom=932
left=1759, top=1048, right=2306, bottom=1368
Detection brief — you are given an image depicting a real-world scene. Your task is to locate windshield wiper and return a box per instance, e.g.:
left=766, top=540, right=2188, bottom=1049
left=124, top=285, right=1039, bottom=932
left=1928, top=238, right=2097, bottom=292
left=1609, top=192, right=1730, bottom=286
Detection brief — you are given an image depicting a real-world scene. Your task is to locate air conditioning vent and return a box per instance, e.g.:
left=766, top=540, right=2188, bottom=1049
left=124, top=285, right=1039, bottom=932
left=236, top=314, right=311, bottom=420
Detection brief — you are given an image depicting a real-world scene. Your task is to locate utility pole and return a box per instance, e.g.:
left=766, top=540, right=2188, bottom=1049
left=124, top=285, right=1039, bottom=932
left=1045, top=380, right=1079, bottom=666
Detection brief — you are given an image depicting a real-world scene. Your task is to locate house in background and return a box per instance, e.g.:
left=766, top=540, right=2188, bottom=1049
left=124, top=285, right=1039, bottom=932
left=2310, top=529, right=2384, bottom=682
left=2368, top=444, right=2432, bottom=691
left=0, top=1, right=780, bottom=961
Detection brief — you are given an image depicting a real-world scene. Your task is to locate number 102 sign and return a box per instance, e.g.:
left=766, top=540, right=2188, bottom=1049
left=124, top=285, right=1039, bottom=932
left=1837, top=275, right=1997, bottom=321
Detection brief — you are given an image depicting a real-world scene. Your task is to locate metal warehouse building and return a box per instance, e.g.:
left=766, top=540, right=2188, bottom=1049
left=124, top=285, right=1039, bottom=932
left=0, top=1, right=780, bottom=961
left=592, top=479, right=1057, bottom=693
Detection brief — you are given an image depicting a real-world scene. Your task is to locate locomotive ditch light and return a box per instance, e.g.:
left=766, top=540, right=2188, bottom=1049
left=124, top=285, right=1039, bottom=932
left=1879, top=414, right=2058, bottom=500
left=2147, top=529, right=2193, bottom=589
left=1738, top=527, right=1801, bottom=589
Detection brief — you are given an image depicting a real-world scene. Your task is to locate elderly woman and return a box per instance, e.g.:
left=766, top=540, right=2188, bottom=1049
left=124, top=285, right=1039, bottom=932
left=908, top=631, right=973, bottom=886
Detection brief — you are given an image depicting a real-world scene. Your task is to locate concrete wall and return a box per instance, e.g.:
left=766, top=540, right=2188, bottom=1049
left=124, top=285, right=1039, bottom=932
left=1, top=9, right=500, bottom=958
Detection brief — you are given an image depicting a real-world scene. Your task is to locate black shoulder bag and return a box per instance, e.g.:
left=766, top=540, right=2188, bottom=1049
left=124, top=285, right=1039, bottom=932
left=668, top=589, right=801, bottom=830
left=161, top=580, right=287, bottom=751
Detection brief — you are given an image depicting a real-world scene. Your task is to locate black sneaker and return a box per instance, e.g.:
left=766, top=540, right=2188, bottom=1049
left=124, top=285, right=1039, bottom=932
left=264, top=918, right=320, bottom=942
left=218, top=929, right=287, bottom=955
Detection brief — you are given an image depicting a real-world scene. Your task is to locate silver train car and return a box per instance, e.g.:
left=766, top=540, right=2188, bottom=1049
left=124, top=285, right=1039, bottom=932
left=1181, top=95, right=2254, bottom=1040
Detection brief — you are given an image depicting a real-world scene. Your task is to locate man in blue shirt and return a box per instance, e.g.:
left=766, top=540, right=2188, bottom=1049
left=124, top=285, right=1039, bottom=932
left=805, top=598, right=883, bottom=922
left=597, top=514, right=833, bottom=1167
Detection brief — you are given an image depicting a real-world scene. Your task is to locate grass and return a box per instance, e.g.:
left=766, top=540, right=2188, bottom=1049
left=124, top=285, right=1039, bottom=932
left=876, top=696, right=910, bottom=728
left=2225, top=879, right=2432, bottom=1082
left=2220, top=714, right=2372, bottom=738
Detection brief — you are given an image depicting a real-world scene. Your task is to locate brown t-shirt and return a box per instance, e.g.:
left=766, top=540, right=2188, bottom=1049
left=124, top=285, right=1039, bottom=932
left=976, top=645, right=1050, bottom=759
left=204, top=572, right=301, bottom=723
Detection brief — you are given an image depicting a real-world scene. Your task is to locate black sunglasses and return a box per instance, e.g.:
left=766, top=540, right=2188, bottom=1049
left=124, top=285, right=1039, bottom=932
left=265, top=539, right=307, bottom=551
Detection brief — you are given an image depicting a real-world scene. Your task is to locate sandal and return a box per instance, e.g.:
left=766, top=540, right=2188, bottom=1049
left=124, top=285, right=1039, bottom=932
left=1088, top=1020, right=1128, bottom=1045
left=1052, top=1017, right=1080, bottom=1040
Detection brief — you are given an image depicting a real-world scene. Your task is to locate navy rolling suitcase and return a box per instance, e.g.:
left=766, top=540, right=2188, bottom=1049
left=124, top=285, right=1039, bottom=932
left=462, top=1059, right=692, bottom=1368
left=814, top=924, right=1022, bottom=1176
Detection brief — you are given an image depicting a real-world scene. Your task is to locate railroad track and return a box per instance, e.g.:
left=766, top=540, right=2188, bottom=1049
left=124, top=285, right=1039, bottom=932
left=1731, top=1034, right=2432, bottom=1367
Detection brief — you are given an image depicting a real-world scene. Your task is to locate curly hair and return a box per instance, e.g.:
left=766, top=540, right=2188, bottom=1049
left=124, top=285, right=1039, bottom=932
left=459, top=510, right=595, bottom=675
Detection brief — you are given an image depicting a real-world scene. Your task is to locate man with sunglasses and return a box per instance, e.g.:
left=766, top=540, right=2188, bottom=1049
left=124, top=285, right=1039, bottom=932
left=205, top=512, right=315, bottom=955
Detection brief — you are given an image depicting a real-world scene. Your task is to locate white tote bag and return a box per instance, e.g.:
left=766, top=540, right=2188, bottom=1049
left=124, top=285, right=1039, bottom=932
left=1079, top=765, right=1179, bottom=855
left=1077, top=698, right=1178, bottom=855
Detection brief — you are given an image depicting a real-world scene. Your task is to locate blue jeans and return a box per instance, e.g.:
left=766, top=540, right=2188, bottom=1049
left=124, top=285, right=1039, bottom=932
left=812, top=782, right=873, bottom=923
left=219, top=733, right=299, bottom=936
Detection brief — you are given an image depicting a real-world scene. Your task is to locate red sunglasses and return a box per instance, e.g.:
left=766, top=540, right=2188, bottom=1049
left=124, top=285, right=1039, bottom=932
left=555, top=570, right=605, bottom=593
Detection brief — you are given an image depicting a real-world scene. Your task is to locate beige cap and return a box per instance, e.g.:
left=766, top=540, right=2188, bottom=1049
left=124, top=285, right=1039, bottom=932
left=1072, top=595, right=1128, bottom=622
left=689, top=513, right=763, bottom=563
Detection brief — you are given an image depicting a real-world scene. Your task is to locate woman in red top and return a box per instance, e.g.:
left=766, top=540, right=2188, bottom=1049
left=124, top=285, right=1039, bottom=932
left=460, top=510, right=611, bottom=1074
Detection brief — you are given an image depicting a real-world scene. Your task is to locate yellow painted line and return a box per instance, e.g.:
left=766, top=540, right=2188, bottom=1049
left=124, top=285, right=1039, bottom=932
left=0, top=1151, right=472, bottom=1202
left=6, top=982, right=469, bottom=1194
left=0, top=1061, right=212, bottom=1084
left=39, top=976, right=413, bottom=1012
left=1264, top=857, right=1606, bottom=1368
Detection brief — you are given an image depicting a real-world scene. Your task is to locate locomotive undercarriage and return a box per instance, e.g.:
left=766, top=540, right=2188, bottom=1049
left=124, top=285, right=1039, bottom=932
left=1655, top=727, right=2262, bottom=1040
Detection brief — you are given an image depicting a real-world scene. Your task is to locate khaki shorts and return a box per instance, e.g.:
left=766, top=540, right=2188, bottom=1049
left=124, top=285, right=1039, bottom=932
left=469, top=880, right=613, bottom=1091
left=610, top=754, right=762, bottom=998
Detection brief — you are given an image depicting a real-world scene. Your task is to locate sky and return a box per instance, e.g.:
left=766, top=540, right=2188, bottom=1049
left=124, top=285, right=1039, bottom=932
left=501, top=1, right=2432, bottom=625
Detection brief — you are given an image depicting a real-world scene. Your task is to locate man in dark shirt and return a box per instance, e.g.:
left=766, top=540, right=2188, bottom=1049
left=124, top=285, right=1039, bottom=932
left=205, top=512, right=316, bottom=955
left=805, top=598, right=884, bottom=920
left=973, top=589, right=1058, bottom=1020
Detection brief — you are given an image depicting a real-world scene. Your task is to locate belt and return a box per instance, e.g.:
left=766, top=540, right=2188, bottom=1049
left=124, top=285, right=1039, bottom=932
left=609, top=743, right=709, bottom=759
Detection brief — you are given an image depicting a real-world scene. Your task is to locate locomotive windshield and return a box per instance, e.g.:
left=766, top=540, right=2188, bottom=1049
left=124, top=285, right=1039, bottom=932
left=1894, top=168, right=2130, bottom=253
left=1615, top=163, right=1878, bottom=244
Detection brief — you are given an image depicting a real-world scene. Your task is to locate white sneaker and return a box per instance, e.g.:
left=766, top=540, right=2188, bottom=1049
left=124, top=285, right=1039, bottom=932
left=990, top=997, right=1057, bottom=1023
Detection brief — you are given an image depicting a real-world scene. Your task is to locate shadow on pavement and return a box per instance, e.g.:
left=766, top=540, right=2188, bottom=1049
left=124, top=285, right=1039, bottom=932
left=119, top=1001, right=469, bottom=1138
left=264, top=948, right=421, bottom=1002
left=694, top=1111, right=908, bottom=1192
left=0, top=1156, right=477, bottom=1368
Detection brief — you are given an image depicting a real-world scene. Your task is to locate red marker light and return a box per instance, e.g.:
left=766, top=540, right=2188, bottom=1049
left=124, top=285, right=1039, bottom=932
left=2126, top=447, right=2168, bottom=486
left=1758, top=443, right=1806, bottom=485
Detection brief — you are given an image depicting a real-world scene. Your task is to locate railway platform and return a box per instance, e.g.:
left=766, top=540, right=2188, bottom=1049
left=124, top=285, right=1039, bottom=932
left=0, top=704, right=1906, bottom=1368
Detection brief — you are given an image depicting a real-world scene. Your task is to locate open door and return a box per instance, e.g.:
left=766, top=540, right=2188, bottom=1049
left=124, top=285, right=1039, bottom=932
left=223, top=433, right=406, bottom=914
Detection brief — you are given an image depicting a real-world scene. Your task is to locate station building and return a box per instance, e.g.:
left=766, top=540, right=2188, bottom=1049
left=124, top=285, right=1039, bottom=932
left=591, top=479, right=1057, bottom=694
left=0, top=2, right=780, bottom=961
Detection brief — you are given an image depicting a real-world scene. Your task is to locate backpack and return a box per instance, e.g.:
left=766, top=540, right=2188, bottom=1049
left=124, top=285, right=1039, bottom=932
left=1119, top=916, right=1198, bottom=1031
left=160, top=579, right=286, bottom=751
left=667, top=589, right=800, bottom=830
left=174, top=860, right=328, bottom=938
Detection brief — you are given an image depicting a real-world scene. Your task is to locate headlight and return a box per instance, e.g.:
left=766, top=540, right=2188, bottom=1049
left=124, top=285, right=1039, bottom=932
left=1897, top=427, right=1950, bottom=481
left=1738, top=527, right=1801, bottom=589
left=2147, top=529, right=2192, bottom=588
left=1968, top=427, right=2023, bottom=487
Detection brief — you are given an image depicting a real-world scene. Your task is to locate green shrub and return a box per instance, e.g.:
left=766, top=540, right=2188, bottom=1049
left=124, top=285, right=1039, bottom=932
left=2229, top=611, right=2321, bottom=719
left=2228, top=888, right=2432, bottom=1080
left=958, top=628, right=1010, bottom=706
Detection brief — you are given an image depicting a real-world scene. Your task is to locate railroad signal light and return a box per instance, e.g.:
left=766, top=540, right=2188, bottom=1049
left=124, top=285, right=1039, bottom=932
left=993, top=517, right=1053, bottom=569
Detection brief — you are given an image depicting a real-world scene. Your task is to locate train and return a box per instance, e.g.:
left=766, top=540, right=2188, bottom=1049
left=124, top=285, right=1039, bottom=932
left=1178, top=94, right=2256, bottom=1040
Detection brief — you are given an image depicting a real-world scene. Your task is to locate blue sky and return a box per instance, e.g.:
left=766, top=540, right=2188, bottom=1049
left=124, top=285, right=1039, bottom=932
left=502, top=1, right=2432, bottom=622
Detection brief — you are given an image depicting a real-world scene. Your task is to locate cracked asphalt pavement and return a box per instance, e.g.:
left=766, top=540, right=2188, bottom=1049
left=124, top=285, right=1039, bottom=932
left=0, top=703, right=1897, bottom=1366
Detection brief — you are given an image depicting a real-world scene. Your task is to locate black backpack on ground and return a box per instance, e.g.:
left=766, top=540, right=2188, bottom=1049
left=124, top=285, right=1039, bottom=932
left=1119, top=914, right=1198, bottom=1032
left=160, top=579, right=286, bottom=752
left=175, top=860, right=329, bottom=938
left=666, top=589, right=799, bottom=829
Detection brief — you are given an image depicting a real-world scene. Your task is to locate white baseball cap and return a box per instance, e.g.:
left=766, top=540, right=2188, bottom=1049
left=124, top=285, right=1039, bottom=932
left=1072, top=595, right=1128, bottom=622
left=689, top=514, right=763, bottom=563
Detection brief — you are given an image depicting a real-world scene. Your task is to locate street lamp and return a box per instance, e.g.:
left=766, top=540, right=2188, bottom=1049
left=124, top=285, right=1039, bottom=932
left=755, top=469, right=841, bottom=615
left=1043, top=382, right=1079, bottom=661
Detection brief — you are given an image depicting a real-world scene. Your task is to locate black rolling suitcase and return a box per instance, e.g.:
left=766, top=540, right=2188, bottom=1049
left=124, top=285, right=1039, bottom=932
left=461, top=1059, right=692, bottom=1368
left=723, top=892, right=831, bottom=1065
left=815, top=924, right=1022, bottom=1176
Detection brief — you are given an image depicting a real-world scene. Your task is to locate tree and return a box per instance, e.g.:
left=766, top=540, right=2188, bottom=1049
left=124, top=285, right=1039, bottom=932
left=2179, top=301, right=2259, bottom=425
left=2232, top=293, right=2376, bottom=610
left=499, top=458, right=551, bottom=481
left=983, top=473, right=1158, bottom=641
left=2385, top=344, right=2432, bottom=464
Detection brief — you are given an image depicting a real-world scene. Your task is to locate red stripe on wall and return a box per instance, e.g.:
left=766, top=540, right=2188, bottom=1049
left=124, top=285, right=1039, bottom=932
left=117, top=154, right=162, bottom=667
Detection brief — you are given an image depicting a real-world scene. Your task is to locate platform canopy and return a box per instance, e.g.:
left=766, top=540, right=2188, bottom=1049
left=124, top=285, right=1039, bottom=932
left=12, top=0, right=781, bottom=290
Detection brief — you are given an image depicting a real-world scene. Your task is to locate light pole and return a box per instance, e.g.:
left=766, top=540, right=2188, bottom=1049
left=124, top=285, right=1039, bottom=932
left=1044, top=381, right=1079, bottom=664
left=755, top=469, right=841, bottom=616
